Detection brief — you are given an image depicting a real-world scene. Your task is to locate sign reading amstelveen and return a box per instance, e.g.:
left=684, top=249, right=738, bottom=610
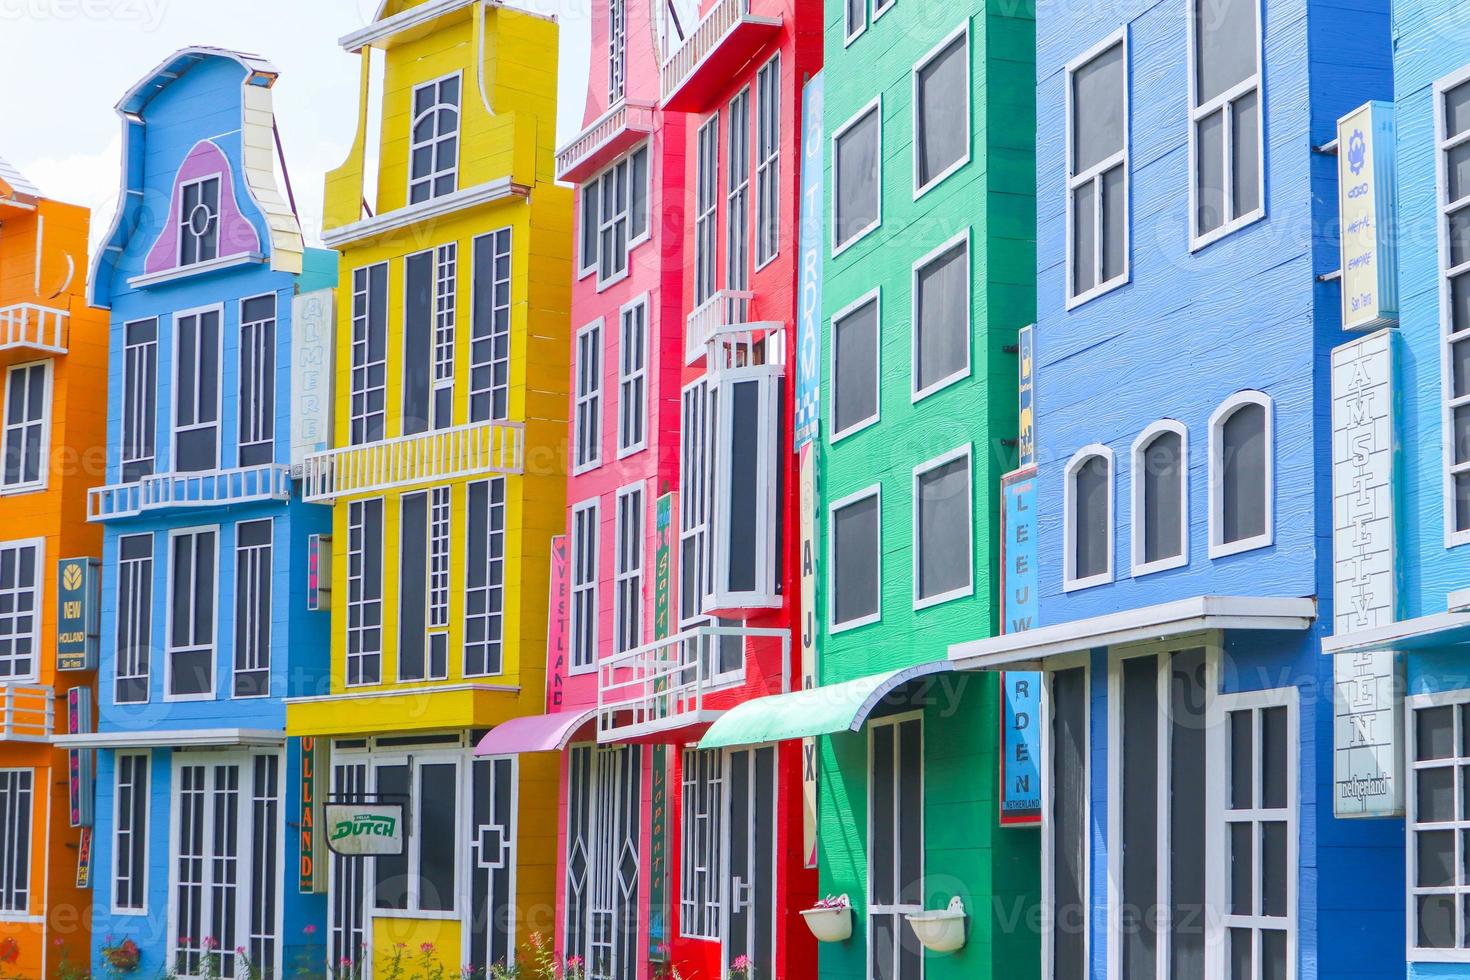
left=1333, top=650, right=1404, bottom=818
left=323, top=803, right=405, bottom=856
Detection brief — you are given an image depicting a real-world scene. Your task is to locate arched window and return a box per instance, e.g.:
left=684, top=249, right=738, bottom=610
left=1065, top=445, right=1114, bottom=590
left=1132, top=421, right=1188, bottom=574
left=1209, top=391, right=1273, bottom=557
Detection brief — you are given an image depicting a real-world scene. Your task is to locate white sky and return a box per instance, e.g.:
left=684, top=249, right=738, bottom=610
left=0, top=0, right=592, bottom=248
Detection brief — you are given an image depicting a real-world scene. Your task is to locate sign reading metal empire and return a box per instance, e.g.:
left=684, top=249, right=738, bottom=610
left=323, top=803, right=405, bottom=856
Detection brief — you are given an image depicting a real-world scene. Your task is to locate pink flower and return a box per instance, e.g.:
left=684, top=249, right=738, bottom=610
left=203, top=936, right=219, bottom=951
left=236, top=946, right=247, bottom=956
left=567, top=956, right=585, bottom=968
left=340, top=957, right=353, bottom=967
left=304, top=924, right=318, bottom=936
left=421, top=942, right=436, bottom=954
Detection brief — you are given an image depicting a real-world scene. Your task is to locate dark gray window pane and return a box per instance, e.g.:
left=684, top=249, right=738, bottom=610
left=373, top=764, right=410, bottom=909
left=1121, top=655, right=1158, bottom=980
left=1452, top=339, right=1470, bottom=401
left=630, top=147, right=649, bottom=240
left=1450, top=141, right=1470, bottom=206
left=1051, top=668, right=1088, bottom=980
left=1229, top=822, right=1253, bottom=913
left=403, top=251, right=434, bottom=435
left=1419, top=706, right=1455, bottom=760
left=1074, top=182, right=1096, bottom=295
left=897, top=719, right=922, bottom=906
left=1170, top=650, right=1207, bottom=980
left=870, top=723, right=894, bottom=904
left=1194, top=0, right=1257, bottom=104
left=725, top=381, right=760, bottom=593
left=1072, top=41, right=1124, bottom=174
left=1232, top=90, right=1260, bottom=218
left=1073, top=454, right=1110, bottom=580
left=1447, top=80, right=1470, bottom=140
left=1452, top=273, right=1470, bottom=334
left=915, top=243, right=968, bottom=392
left=835, top=109, right=880, bottom=246
left=1229, top=709, right=1252, bottom=809
left=1449, top=208, right=1470, bottom=269
left=917, top=456, right=970, bottom=600
left=418, top=763, right=457, bottom=911
left=1261, top=930, right=1287, bottom=980
left=1457, top=472, right=1470, bottom=534
left=1260, top=820, right=1287, bottom=916
left=581, top=184, right=599, bottom=270
left=834, top=299, right=879, bottom=434
left=1102, top=165, right=1127, bottom=282
left=1142, top=431, right=1183, bottom=564
left=399, top=494, right=428, bottom=681
left=1262, top=706, right=1288, bottom=808
left=916, top=36, right=968, bottom=186
left=1221, top=401, right=1267, bottom=543
left=833, top=494, right=880, bottom=625
left=1228, top=929, right=1252, bottom=980
left=1418, top=829, right=1455, bottom=887
left=1197, top=111, right=1225, bottom=235
left=1457, top=403, right=1470, bottom=465
left=1419, top=767, right=1454, bottom=822
left=1419, top=894, right=1455, bottom=948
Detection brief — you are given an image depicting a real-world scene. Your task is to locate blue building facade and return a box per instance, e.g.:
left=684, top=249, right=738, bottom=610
left=949, top=0, right=1403, bottom=977
left=69, top=47, right=335, bottom=978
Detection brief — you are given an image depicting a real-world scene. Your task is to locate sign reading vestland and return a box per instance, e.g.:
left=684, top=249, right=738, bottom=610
left=1337, top=102, right=1398, bottom=331
left=323, top=803, right=405, bottom=856
left=56, top=557, right=100, bottom=671
left=1333, top=649, right=1404, bottom=818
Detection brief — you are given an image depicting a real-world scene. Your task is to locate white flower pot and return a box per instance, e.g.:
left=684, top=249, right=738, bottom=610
left=800, top=900, right=854, bottom=943
left=905, top=897, right=967, bottom=954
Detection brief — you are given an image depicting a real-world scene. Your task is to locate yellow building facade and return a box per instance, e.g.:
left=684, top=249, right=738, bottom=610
left=284, top=1, right=569, bottom=973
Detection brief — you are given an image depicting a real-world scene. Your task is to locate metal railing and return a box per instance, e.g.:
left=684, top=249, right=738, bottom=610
left=89, top=464, right=293, bottom=521
left=556, top=99, right=656, bottom=183
left=302, top=420, right=525, bottom=502
left=597, top=625, right=790, bottom=740
left=0, top=303, right=68, bottom=354
left=0, top=685, right=53, bottom=742
left=660, top=0, right=778, bottom=106
left=686, top=289, right=788, bottom=365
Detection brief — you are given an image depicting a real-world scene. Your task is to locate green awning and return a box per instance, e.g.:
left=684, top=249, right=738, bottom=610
left=698, top=661, right=954, bottom=750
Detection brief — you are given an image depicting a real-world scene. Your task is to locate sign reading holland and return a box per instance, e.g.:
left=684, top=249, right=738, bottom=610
left=1336, top=102, right=1398, bottom=331
left=323, top=803, right=405, bottom=857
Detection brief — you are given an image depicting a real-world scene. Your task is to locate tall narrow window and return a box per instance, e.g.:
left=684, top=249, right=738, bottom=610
left=471, top=228, right=513, bottom=423
left=1048, top=667, right=1088, bottom=980
left=1133, top=422, right=1186, bottom=574
left=1169, top=650, right=1208, bottom=977
left=1409, top=697, right=1470, bottom=953
left=1210, top=392, right=1271, bottom=556
left=2, top=362, right=48, bottom=490
left=346, top=499, right=384, bottom=686
left=618, top=299, right=648, bottom=456
left=913, top=447, right=972, bottom=607
left=755, top=54, right=781, bottom=267
left=351, top=264, right=388, bottom=445
left=115, top=534, right=153, bottom=704
left=0, top=769, right=33, bottom=913
left=1068, top=34, right=1128, bottom=301
left=248, top=754, right=281, bottom=972
left=574, top=322, right=603, bottom=472
left=178, top=176, right=220, bottom=266
left=844, top=0, right=866, bottom=43
left=830, top=486, right=880, bottom=630
left=680, top=382, right=710, bottom=625
left=832, top=292, right=880, bottom=439
left=174, top=308, right=221, bottom=472
left=238, top=295, right=276, bottom=467
left=371, top=757, right=459, bottom=913
left=1189, top=0, right=1262, bottom=243
left=727, top=90, right=751, bottom=312
left=869, top=716, right=923, bottom=980
left=696, top=116, right=721, bottom=306
left=1066, top=447, right=1112, bottom=589
left=233, top=520, right=272, bottom=698
left=409, top=74, right=461, bottom=204
left=680, top=748, right=723, bottom=940
left=465, top=479, right=506, bottom=677
left=122, top=317, right=158, bottom=482
left=912, top=235, right=970, bottom=398
left=570, top=499, right=600, bottom=672
left=1118, top=655, right=1158, bottom=980
left=398, top=492, right=445, bottom=683
left=614, top=484, right=644, bottom=654
left=113, top=752, right=150, bottom=912
left=0, top=540, right=39, bottom=682
left=913, top=26, right=970, bottom=194
left=1439, top=73, right=1470, bottom=538
left=403, top=245, right=456, bottom=435
left=433, top=244, right=456, bottom=429
left=428, top=486, right=451, bottom=678
left=608, top=0, right=627, bottom=103
left=834, top=100, right=881, bottom=252
left=167, top=528, right=216, bottom=698
left=581, top=147, right=648, bottom=284
left=599, top=157, right=632, bottom=288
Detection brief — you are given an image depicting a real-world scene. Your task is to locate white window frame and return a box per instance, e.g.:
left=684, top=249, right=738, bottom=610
left=121, top=317, right=159, bottom=480
left=1065, top=27, right=1131, bottom=308
left=345, top=498, right=385, bottom=688
left=1041, top=654, right=1091, bottom=980
left=0, top=360, right=51, bottom=493
left=754, top=52, right=782, bottom=271
left=176, top=173, right=221, bottom=267
left=0, top=538, right=42, bottom=684
left=0, top=768, right=34, bottom=917
left=1186, top=0, right=1265, bottom=250
left=911, top=443, right=974, bottom=611
left=350, top=263, right=389, bottom=446
left=364, top=749, right=465, bottom=920
left=1437, top=65, right=1470, bottom=548
left=680, top=379, right=712, bottom=627
left=1063, top=444, right=1115, bottom=592
left=679, top=748, right=723, bottom=940
left=727, top=88, right=752, bottom=305
left=111, top=751, right=151, bottom=915
left=407, top=71, right=462, bottom=204
left=617, top=294, right=650, bottom=459
left=696, top=113, right=722, bottom=306
left=463, top=478, right=506, bottom=679
left=910, top=228, right=973, bottom=403
left=828, top=482, right=883, bottom=634
left=570, top=497, right=601, bottom=676
left=613, top=481, right=645, bottom=656
left=1130, top=419, right=1189, bottom=577
left=164, top=525, right=219, bottom=702
left=577, top=144, right=652, bottom=284
left=1207, top=389, right=1274, bottom=559
left=573, top=319, right=604, bottom=474
left=470, top=227, right=514, bottom=424
left=432, top=242, right=457, bottom=430
left=170, top=303, right=225, bottom=473
left=115, top=532, right=154, bottom=704
left=829, top=287, right=882, bottom=443
left=237, top=293, right=276, bottom=467
left=1407, top=689, right=1470, bottom=961
left=911, top=21, right=972, bottom=200
left=831, top=96, right=884, bottom=257
left=844, top=0, right=867, bottom=45
left=608, top=0, right=627, bottom=103
left=865, top=711, right=924, bottom=980
left=232, top=518, right=274, bottom=699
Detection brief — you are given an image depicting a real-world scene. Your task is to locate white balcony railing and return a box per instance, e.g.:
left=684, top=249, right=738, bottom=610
left=597, top=625, right=790, bottom=741
left=685, top=289, right=784, bottom=365
left=556, top=99, right=657, bottom=184
left=1, top=685, right=53, bottom=742
left=0, top=303, right=68, bottom=354
left=89, top=464, right=293, bottom=521
left=661, top=0, right=781, bottom=111
left=302, top=420, right=525, bottom=503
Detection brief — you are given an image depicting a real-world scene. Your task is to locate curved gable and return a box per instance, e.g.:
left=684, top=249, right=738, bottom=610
left=142, top=139, right=263, bottom=276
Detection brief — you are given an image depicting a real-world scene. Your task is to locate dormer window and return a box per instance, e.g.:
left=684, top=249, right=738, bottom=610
left=178, top=176, right=220, bottom=266
left=409, top=74, right=461, bottom=205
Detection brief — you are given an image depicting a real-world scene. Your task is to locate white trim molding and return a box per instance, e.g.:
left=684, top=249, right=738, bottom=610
left=1208, top=389, right=1274, bottom=559
left=1063, top=443, right=1115, bottom=592
left=1130, top=419, right=1189, bottom=577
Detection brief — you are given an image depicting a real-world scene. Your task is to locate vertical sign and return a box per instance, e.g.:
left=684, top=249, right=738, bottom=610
left=291, top=288, right=335, bottom=468
left=56, top=557, right=100, bottom=671
left=299, top=737, right=325, bottom=892
left=794, top=72, right=824, bottom=451
left=306, top=534, right=332, bottom=612
left=75, top=827, right=93, bottom=889
left=1334, top=650, right=1405, bottom=817
left=545, top=535, right=569, bottom=712
left=1337, top=102, right=1398, bottom=331
left=999, top=469, right=1041, bottom=825
left=66, top=687, right=93, bottom=828
left=1000, top=470, right=1039, bottom=635
left=1017, top=324, right=1035, bottom=469
left=654, top=494, right=673, bottom=641
left=799, top=443, right=819, bottom=867
left=648, top=494, right=675, bottom=960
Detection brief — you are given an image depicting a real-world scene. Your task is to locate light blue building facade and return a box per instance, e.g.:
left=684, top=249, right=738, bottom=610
left=67, top=47, right=335, bottom=978
left=949, top=0, right=1403, bottom=977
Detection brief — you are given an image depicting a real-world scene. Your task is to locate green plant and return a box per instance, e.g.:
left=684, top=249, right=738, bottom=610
left=381, top=942, right=409, bottom=980
left=416, top=942, right=446, bottom=980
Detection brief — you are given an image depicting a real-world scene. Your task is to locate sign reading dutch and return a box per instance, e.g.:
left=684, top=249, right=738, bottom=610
left=323, top=803, right=405, bottom=856
left=56, top=557, right=100, bottom=671
left=1337, top=102, right=1398, bottom=331
left=1334, top=649, right=1404, bottom=817
left=794, top=72, right=824, bottom=451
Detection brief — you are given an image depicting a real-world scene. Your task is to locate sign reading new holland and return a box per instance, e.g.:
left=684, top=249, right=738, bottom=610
left=1337, top=101, right=1398, bottom=331
left=794, top=72, right=824, bottom=451
left=56, top=558, right=100, bottom=671
left=323, top=803, right=405, bottom=856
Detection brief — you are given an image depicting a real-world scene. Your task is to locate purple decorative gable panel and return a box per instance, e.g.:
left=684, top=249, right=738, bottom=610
left=143, top=139, right=261, bottom=275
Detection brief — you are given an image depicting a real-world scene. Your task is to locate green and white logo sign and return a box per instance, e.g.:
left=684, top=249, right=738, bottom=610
left=323, top=803, right=405, bottom=856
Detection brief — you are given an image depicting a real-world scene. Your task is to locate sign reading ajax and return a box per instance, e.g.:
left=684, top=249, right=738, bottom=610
left=323, top=803, right=405, bottom=856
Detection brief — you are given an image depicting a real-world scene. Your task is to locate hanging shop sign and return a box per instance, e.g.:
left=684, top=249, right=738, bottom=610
left=649, top=495, right=675, bottom=961
left=1336, top=102, right=1398, bottom=331
left=800, top=442, right=819, bottom=867
left=1001, top=469, right=1038, bottom=635
left=291, top=288, right=335, bottom=468
left=1333, top=649, right=1404, bottom=818
left=1000, top=672, right=1042, bottom=826
left=1018, top=324, right=1035, bottom=469
left=794, top=71, right=824, bottom=450
left=56, top=557, right=100, bottom=671
left=299, top=738, right=325, bottom=892
left=306, top=534, right=332, bottom=612
left=67, top=687, right=94, bottom=828
left=546, top=534, right=569, bottom=711
left=323, top=803, right=405, bottom=856
left=75, top=827, right=93, bottom=890
left=655, top=494, right=673, bottom=640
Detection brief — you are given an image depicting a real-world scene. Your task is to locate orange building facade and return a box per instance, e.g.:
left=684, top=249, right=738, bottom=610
left=0, top=158, right=106, bottom=978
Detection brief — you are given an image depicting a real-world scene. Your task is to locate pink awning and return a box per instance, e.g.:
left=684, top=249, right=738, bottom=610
left=474, top=707, right=597, bottom=756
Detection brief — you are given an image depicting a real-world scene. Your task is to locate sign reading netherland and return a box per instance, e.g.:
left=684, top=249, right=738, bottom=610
left=1333, top=649, right=1404, bottom=817
left=1330, top=330, right=1398, bottom=634
left=1337, top=102, right=1398, bottom=331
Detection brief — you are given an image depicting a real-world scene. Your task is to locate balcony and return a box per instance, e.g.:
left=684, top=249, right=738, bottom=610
left=685, top=289, right=784, bottom=365
left=0, top=303, right=68, bottom=355
left=0, top=685, right=53, bottom=742
left=556, top=99, right=657, bottom=184
left=661, top=0, right=782, bottom=113
left=89, top=464, right=293, bottom=522
left=598, top=625, right=791, bottom=741
left=302, top=420, right=524, bottom=503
